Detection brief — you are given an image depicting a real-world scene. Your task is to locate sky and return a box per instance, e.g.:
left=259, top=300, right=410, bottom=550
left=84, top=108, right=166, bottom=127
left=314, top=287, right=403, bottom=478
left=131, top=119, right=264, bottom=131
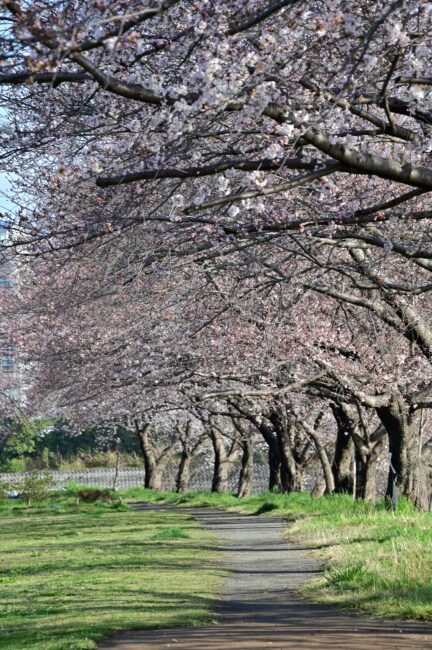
left=0, top=174, right=17, bottom=232
left=0, top=105, right=17, bottom=229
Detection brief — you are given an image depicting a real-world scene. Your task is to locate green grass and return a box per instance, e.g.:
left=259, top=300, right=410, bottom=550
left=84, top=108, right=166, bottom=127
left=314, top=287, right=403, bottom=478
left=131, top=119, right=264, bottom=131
left=153, top=527, right=190, bottom=540
left=121, top=488, right=432, bottom=620
left=0, top=493, right=224, bottom=650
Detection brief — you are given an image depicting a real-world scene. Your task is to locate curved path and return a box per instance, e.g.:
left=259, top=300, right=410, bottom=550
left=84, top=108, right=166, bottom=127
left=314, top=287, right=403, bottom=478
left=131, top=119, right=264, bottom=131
left=99, top=505, right=432, bottom=650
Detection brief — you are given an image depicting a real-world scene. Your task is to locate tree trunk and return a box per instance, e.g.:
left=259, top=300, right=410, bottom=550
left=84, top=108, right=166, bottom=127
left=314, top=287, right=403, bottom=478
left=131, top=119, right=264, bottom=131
left=237, top=436, right=254, bottom=498
left=330, top=404, right=354, bottom=493
left=301, top=420, right=335, bottom=494
left=257, top=425, right=282, bottom=491
left=143, top=451, right=160, bottom=490
left=135, top=422, right=164, bottom=492
left=226, top=401, right=282, bottom=492
left=376, top=396, right=427, bottom=509
left=135, top=422, right=154, bottom=488
left=211, top=442, right=229, bottom=492
left=354, top=437, right=384, bottom=501
left=175, top=450, right=191, bottom=493
left=277, top=428, right=302, bottom=492
left=147, top=468, right=163, bottom=491
left=135, top=425, right=148, bottom=485
left=269, top=410, right=303, bottom=493
left=112, top=448, right=120, bottom=491
left=209, top=425, right=239, bottom=493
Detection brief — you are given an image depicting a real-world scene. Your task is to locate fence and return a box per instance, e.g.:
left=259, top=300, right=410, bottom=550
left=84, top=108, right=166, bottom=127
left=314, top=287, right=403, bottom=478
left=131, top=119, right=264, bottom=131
left=0, top=464, right=271, bottom=493
left=0, top=465, right=412, bottom=503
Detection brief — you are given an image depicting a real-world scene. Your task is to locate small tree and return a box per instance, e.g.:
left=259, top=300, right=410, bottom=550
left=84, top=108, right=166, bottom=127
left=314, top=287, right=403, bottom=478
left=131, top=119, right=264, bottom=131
left=19, top=472, right=55, bottom=507
left=0, top=480, right=12, bottom=503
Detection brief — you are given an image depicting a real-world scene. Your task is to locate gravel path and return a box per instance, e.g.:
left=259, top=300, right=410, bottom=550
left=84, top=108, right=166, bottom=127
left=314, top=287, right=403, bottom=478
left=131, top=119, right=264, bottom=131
left=98, top=504, right=432, bottom=650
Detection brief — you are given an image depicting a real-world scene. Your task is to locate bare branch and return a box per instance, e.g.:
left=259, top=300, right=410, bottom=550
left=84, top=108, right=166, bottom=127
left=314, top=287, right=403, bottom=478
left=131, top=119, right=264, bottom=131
left=228, top=0, right=298, bottom=35
left=96, top=156, right=319, bottom=187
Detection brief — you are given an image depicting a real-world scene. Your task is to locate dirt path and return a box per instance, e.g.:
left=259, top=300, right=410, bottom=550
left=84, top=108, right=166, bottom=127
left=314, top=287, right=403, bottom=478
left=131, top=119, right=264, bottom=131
left=98, top=505, right=432, bottom=649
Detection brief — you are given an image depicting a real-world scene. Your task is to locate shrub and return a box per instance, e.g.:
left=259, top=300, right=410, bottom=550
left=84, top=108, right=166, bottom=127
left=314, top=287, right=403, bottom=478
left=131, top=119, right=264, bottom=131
left=0, top=480, right=13, bottom=503
left=19, top=472, right=55, bottom=507
left=77, top=489, right=112, bottom=503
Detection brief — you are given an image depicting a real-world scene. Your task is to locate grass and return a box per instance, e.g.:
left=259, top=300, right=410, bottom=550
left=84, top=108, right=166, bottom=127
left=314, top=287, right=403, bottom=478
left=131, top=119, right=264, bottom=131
left=121, top=487, right=432, bottom=620
left=153, top=526, right=190, bottom=540
left=3, top=483, right=430, bottom=649
left=0, top=492, right=224, bottom=650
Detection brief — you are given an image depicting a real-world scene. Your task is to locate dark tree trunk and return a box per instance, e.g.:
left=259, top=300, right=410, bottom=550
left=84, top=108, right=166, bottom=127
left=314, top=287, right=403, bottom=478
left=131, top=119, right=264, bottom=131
left=277, top=428, right=302, bottom=492
left=237, top=436, right=254, bottom=498
left=258, top=425, right=282, bottom=491
left=175, top=425, right=205, bottom=494
left=270, top=410, right=303, bottom=493
left=211, top=445, right=229, bottom=492
left=135, top=423, right=156, bottom=488
left=226, top=401, right=282, bottom=492
left=135, top=425, right=148, bottom=486
left=376, top=396, right=427, bottom=509
left=175, top=450, right=191, bottom=493
left=330, top=404, right=354, bottom=493
left=134, top=421, right=176, bottom=493
left=209, top=425, right=239, bottom=493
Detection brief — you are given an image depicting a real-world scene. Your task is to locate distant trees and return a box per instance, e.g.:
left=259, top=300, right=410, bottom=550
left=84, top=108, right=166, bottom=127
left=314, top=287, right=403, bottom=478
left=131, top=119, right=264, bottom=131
left=0, top=417, right=144, bottom=471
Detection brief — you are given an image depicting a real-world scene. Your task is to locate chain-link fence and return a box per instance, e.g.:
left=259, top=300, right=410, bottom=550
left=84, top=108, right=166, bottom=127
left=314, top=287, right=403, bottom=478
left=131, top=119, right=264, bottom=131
left=0, top=464, right=271, bottom=493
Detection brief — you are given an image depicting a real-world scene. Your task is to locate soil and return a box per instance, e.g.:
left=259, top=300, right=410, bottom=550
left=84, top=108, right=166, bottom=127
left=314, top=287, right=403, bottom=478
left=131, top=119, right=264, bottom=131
left=98, top=504, right=432, bottom=650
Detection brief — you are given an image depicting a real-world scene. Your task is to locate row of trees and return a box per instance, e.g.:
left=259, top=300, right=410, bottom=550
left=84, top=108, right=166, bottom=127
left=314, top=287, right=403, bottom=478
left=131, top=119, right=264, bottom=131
left=0, top=0, right=432, bottom=507
left=0, top=416, right=146, bottom=471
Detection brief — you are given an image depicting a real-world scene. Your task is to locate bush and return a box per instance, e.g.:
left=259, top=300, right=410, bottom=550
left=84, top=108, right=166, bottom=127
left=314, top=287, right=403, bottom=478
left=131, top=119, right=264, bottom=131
left=5, top=457, right=26, bottom=473
left=19, top=472, right=55, bottom=507
left=0, top=479, right=13, bottom=503
left=77, top=489, right=112, bottom=503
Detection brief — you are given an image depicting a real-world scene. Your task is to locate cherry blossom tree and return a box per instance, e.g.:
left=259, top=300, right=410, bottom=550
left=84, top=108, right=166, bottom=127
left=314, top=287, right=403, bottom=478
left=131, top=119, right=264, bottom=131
left=2, top=1, right=432, bottom=507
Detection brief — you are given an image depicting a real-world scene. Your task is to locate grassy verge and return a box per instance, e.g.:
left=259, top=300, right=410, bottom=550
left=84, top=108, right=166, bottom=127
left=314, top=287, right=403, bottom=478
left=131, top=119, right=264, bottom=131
left=0, top=493, right=224, bottom=650
left=121, top=488, right=432, bottom=620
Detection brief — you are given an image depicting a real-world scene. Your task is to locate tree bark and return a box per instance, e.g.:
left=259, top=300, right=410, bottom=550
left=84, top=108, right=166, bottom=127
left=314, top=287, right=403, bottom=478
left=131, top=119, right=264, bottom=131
left=269, top=409, right=303, bottom=493
left=229, top=414, right=255, bottom=498
left=376, top=395, right=427, bottom=509
left=301, top=419, right=335, bottom=494
left=354, top=436, right=384, bottom=501
left=175, top=450, right=191, bottom=493
left=209, top=424, right=240, bottom=493
left=210, top=430, right=228, bottom=492
left=330, top=404, right=354, bottom=493
left=237, top=436, right=254, bottom=498
left=135, top=422, right=154, bottom=488
left=147, top=468, right=163, bottom=491
left=257, top=423, right=282, bottom=491
left=112, top=448, right=120, bottom=491
left=134, top=421, right=177, bottom=492
left=175, top=429, right=206, bottom=494
left=226, top=399, right=283, bottom=492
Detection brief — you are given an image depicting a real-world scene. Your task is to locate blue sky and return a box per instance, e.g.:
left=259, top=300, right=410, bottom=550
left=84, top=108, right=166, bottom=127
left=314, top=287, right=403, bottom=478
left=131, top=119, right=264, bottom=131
left=0, top=174, right=16, bottom=222
left=0, top=174, right=16, bottom=235
left=0, top=106, right=17, bottom=224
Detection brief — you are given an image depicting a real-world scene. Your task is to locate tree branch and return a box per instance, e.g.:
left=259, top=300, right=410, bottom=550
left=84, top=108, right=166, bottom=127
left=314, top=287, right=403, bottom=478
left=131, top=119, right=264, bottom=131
left=0, top=71, right=90, bottom=85
left=96, top=156, right=319, bottom=187
left=302, top=127, right=432, bottom=189
left=228, top=0, right=298, bottom=35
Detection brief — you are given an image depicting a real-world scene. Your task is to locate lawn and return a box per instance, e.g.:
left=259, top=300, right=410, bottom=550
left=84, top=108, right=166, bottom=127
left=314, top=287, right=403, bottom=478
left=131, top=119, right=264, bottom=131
left=2, top=485, right=430, bottom=650
left=122, top=487, right=432, bottom=620
left=0, top=495, right=224, bottom=650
